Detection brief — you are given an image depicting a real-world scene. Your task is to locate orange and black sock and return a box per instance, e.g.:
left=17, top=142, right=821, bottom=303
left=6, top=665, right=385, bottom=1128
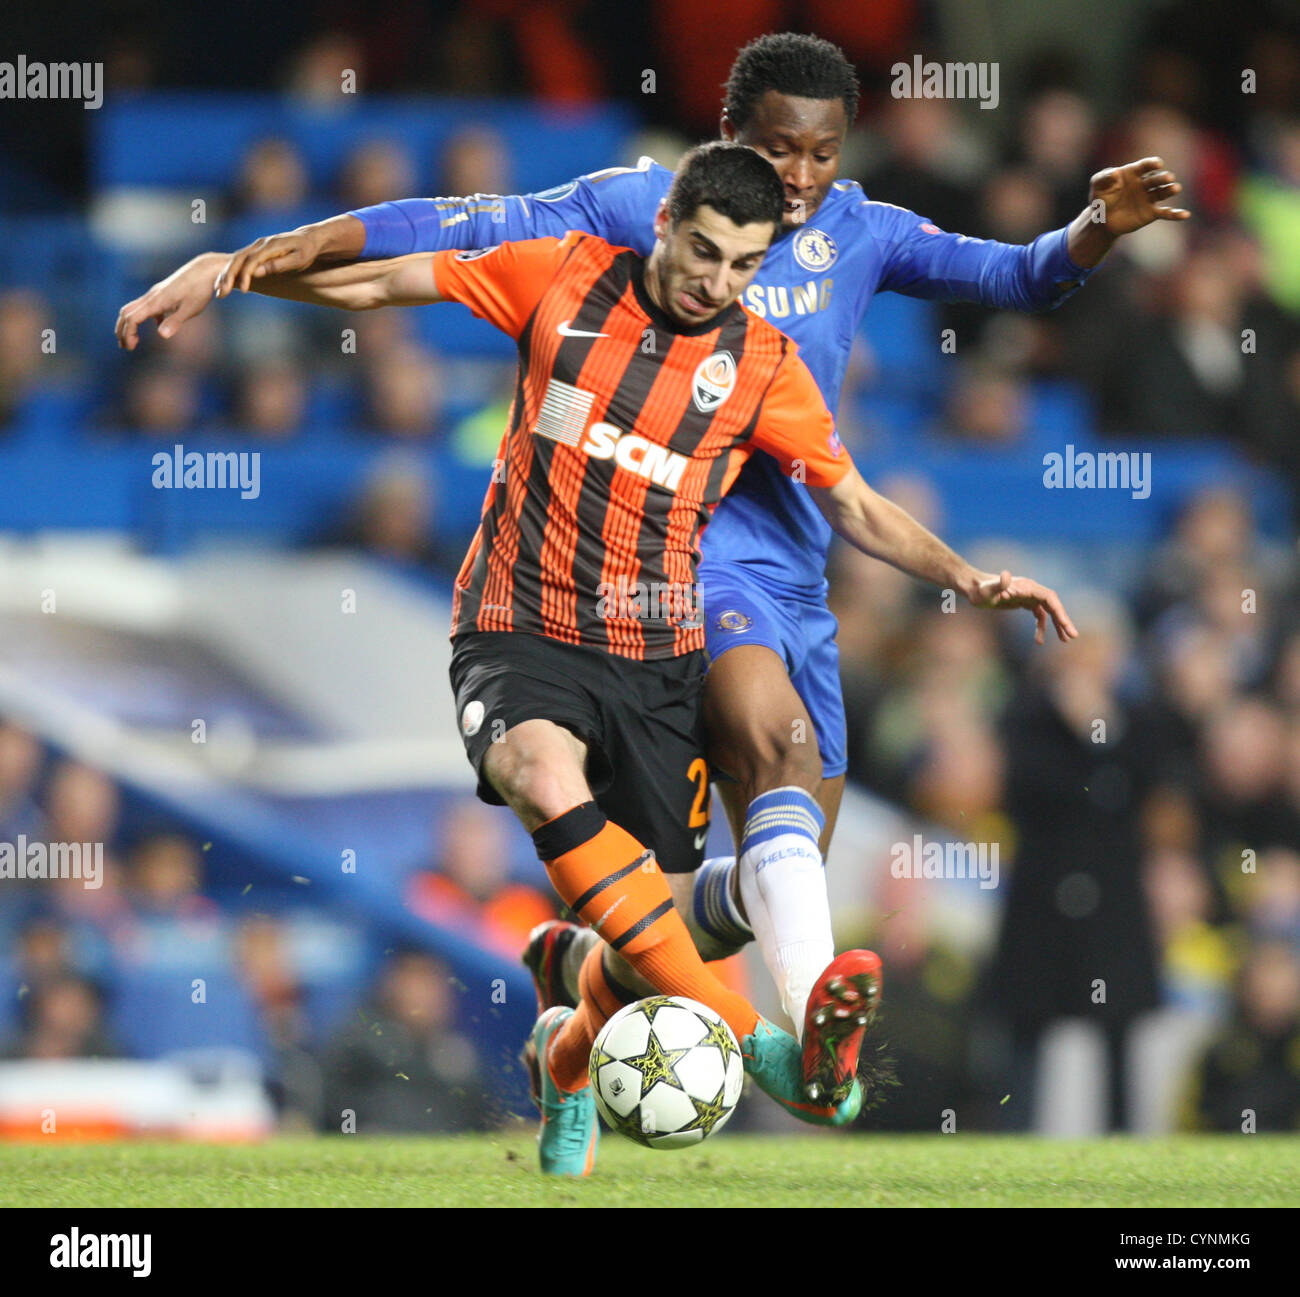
left=545, top=943, right=638, bottom=1092
left=533, top=802, right=760, bottom=1090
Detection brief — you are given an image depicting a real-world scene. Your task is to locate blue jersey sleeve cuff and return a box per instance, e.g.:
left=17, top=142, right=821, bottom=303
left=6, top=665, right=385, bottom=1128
left=1035, top=225, right=1094, bottom=303
left=348, top=202, right=416, bottom=260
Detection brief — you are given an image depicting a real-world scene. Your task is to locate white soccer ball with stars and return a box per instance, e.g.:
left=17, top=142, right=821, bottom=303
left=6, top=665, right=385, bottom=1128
left=588, top=995, right=744, bottom=1148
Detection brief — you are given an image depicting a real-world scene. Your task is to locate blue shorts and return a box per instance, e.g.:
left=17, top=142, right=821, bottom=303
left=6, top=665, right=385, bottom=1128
left=698, top=562, right=848, bottom=779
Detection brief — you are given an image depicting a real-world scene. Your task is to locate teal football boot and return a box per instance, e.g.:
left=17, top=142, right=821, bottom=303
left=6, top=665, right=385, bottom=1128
left=523, top=1006, right=600, bottom=1176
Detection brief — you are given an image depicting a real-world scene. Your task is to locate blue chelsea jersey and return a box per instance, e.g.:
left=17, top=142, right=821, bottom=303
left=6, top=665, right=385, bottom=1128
left=353, top=157, right=1091, bottom=594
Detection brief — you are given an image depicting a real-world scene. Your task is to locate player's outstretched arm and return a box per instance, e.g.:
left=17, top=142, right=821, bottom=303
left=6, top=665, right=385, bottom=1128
left=810, top=465, right=1078, bottom=645
left=217, top=162, right=657, bottom=295
left=247, top=252, right=442, bottom=311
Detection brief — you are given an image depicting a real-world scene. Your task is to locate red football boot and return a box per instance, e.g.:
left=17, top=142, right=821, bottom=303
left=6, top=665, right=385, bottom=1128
left=801, top=949, right=883, bottom=1105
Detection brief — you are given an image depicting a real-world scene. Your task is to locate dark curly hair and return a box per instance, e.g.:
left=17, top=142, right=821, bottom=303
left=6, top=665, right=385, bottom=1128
left=723, top=33, right=860, bottom=131
left=666, top=141, right=785, bottom=230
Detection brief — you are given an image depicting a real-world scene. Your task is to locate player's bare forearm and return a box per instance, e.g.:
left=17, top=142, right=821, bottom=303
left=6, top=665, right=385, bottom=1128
left=812, top=467, right=982, bottom=599
left=214, top=214, right=367, bottom=297
left=812, top=467, right=1077, bottom=643
left=1066, top=208, right=1118, bottom=269
left=249, top=252, right=440, bottom=310
left=302, top=214, right=367, bottom=262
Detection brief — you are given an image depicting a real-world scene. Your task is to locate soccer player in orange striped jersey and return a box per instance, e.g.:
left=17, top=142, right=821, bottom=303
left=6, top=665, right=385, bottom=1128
left=242, top=142, right=1077, bottom=1173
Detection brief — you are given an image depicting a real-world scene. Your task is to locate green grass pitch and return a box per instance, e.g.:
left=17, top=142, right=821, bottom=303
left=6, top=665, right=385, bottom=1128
left=1, top=1131, right=1295, bottom=1207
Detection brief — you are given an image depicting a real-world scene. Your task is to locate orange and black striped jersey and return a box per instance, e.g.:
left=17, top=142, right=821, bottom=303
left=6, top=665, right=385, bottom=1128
left=432, top=230, right=852, bottom=660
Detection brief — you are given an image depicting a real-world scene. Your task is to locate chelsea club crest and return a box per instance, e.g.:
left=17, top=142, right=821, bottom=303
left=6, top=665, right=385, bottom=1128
left=792, top=228, right=838, bottom=273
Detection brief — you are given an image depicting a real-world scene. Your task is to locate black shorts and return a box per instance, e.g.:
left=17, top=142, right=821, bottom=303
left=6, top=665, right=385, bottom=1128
left=449, top=631, right=712, bottom=874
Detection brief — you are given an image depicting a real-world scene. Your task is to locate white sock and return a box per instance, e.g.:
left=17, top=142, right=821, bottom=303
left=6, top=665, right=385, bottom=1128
left=736, top=785, right=834, bottom=1040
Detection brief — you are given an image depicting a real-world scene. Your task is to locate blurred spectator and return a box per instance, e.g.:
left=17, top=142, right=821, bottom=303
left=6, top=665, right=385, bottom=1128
left=124, top=363, right=201, bottom=437
left=408, top=799, right=554, bottom=956
left=842, top=857, right=978, bottom=1131
left=439, top=126, right=511, bottom=197
left=285, top=31, right=367, bottom=107
left=0, top=290, right=54, bottom=430
left=931, top=361, right=1030, bottom=448
left=1014, top=88, right=1098, bottom=230
left=323, top=457, right=465, bottom=579
left=233, top=138, right=310, bottom=219
left=1104, top=236, right=1292, bottom=452
left=847, top=604, right=1009, bottom=808
left=339, top=140, right=416, bottom=210
left=319, top=951, right=491, bottom=1132
left=10, top=915, right=76, bottom=995
left=122, top=834, right=225, bottom=969
left=1247, top=847, right=1300, bottom=951
left=129, top=834, right=211, bottom=918
left=1197, top=696, right=1296, bottom=870
left=1238, top=117, right=1300, bottom=315
left=1187, top=941, right=1300, bottom=1131
left=0, top=723, right=44, bottom=841
left=362, top=340, right=444, bottom=439
left=1143, top=846, right=1234, bottom=1013
left=1114, top=102, right=1238, bottom=234
left=233, top=360, right=308, bottom=440
left=986, top=597, right=1163, bottom=1131
left=1137, top=488, right=1265, bottom=628
left=1, top=975, right=119, bottom=1061
left=233, top=915, right=321, bottom=1128
left=980, top=166, right=1056, bottom=246
left=858, top=96, right=983, bottom=236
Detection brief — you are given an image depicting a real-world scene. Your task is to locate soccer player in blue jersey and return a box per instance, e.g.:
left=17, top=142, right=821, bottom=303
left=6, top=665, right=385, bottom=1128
left=117, top=33, right=1187, bottom=1103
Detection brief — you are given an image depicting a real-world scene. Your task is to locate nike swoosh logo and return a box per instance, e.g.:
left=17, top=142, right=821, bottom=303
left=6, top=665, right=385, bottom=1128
left=591, top=895, right=628, bottom=931
left=558, top=319, right=609, bottom=338
left=694, top=831, right=708, bottom=850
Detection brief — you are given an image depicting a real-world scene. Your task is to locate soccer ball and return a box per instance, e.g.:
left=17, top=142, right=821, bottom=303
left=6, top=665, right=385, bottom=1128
left=588, top=995, right=744, bottom=1149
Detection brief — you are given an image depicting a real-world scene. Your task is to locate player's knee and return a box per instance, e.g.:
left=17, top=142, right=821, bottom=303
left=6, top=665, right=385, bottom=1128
left=483, top=728, right=585, bottom=823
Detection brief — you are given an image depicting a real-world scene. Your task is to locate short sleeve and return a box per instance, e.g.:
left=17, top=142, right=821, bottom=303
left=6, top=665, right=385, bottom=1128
left=751, top=348, right=852, bottom=488
left=430, top=235, right=573, bottom=339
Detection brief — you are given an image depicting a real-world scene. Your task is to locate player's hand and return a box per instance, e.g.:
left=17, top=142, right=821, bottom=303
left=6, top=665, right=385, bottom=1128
left=1087, top=156, right=1190, bottom=238
left=114, top=251, right=227, bottom=350
left=968, top=569, right=1078, bottom=645
left=215, top=227, right=324, bottom=298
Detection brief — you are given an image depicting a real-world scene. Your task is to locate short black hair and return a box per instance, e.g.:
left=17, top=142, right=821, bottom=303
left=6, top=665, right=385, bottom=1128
left=666, top=141, right=784, bottom=232
left=724, top=33, right=860, bottom=131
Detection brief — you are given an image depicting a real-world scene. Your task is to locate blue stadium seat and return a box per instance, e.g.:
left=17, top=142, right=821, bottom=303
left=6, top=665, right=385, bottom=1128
left=109, top=966, right=271, bottom=1064
left=91, top=94, right=638, bottom=197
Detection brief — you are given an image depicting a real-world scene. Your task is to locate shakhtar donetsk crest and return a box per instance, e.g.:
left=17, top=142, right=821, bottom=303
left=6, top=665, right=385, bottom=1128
left=692, top=350, right=736, bottom=414
left=793, top=228, right=838, bottom=272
